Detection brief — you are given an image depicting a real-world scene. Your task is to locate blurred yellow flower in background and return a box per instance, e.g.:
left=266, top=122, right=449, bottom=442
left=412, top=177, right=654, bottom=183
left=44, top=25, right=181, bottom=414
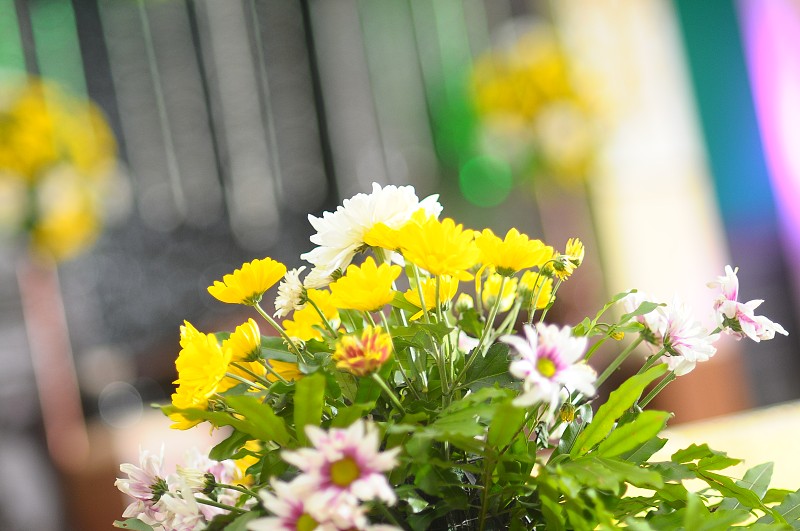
left=481, top=272, right=518, bottom=313
left=519, top=270, right=553, bottom=310
left=403, top=275, right=459, bottom=320
left=283, top=289, right=339, bottom=341
left=0, top=77, right=119, bottom=260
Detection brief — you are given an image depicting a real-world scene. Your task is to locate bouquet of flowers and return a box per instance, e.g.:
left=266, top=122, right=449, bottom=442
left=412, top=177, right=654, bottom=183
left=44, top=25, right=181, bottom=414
left=115, top=183, right=794, bottom=530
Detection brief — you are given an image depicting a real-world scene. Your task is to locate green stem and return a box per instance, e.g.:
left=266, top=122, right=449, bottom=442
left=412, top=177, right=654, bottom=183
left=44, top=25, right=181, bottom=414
left=411, top=265, right=431, bottom=324
left=254, top=303, right=305, bottom=363
left=230, top=362, right=275, bottom=387
left=372, top=372, right=406, bottom=414
left=259, top=360, right=290, bottom=385
left=306, top=296, right=338, bottom=337
left=639, top=372, right=676, bottom=408
left=478, top=455, right=495, bottom=531
left=195, top=496, right=246, bottom=514
left=363, top=311, right=377, bottom=328
left=538, top=277, right=563, bottom=323
left=453, top=277, right=506, bottom=389
left=214, top=482, right=259, bottom=498
left=638, top=347, right=668, bottom=375
left=594, top=336, right=643, bottom=387
left=380, top=312, right=421, bottom=400
left=525, top=269, right=549, bottom=325
left=224, top=372, right=267, bottom=391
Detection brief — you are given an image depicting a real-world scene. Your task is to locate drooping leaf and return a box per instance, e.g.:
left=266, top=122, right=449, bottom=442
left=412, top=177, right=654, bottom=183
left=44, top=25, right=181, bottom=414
left=209, top=429, right=251, bottom=461
left=620, top=436, right=667, bottom=465
left=570, top=364, right=667, bottom=457
left=224, top=395, right=292, bottom=446
left=293, top=372, right=326, bottom=445
left=595, top=410, right=670, bottom=458
left=718, top=462, right=773, bottom=511
left=757, top=488, right=800, bottom=528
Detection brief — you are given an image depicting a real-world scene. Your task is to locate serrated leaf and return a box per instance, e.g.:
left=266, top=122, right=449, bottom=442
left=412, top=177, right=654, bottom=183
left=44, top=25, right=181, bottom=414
left=113, top=519, right=155, bottom=530
left=463, top=342, right=512, bottom=391
left=209, top=430, right=250, bottom=461
left=570, top=364, right=667, bottom=457
left=223, top=395, right=292, bottom=446
left=595, top=410, right=670, bottom=458
left=718, top=462, right=773, bottom=511
left=757, top=488, right=800, bottom=528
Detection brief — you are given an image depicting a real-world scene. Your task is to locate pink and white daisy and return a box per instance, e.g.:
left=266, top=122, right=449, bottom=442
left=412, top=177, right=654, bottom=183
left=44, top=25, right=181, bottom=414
left=115, top=447, right=170, bottom=527
left=659, top=297, right=719, bottom=376
left=281, top=420, right=399, bottom=506
left=708, top=265, right=788, bottom=342
left=248, top=477, right=362, bottom=531
left=178, top=447, right=248, bottom=520
left=301, top=183, right=442, bottom=287
left=500, top=323, right=595, bottom=412
left=623, top=291, right=666, bottom=351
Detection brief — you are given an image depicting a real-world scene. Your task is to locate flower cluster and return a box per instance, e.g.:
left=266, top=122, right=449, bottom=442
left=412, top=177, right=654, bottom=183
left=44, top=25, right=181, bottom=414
left=116, top=183, right=792, bottom=531
left=0, top=77, right=119, bottom=260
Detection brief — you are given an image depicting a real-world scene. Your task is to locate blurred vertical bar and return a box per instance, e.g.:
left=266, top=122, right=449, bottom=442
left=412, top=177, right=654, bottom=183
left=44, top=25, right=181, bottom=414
left=195, top=0, right=280, bottom=249
left=28, top=0, right=86, bottom=95
left=306, top=0, right=387, bottom=199
left=251, top=0, right=329, bottom=216
left=357, top=0, right=439, bottom=195
left=675, top=0, right=800, bottom=406
left=0, top=0, right=25, bottom=72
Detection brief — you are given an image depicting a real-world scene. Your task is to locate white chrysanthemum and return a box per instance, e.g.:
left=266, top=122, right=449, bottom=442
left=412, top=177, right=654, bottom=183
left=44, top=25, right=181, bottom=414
left=709, top=265, right=788, bottom=342
left=157, top=478, right=206, bottom=531
left=623, top=291, right=666, bottom=351
left=274, top=266, right=308, bottom=317
left=115, top=447, right=170, bottom=527
left=281, top=420, right=399, bottom=506
left=501, top=323, right=595, bottom=412
left=301, top=182, right=442, bottom=284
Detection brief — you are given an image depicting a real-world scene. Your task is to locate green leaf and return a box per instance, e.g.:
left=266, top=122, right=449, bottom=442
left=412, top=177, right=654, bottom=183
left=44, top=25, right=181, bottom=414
left=764, top=488, right=794, bottom=505
left=698, top=470, right=778, bottom=519
left=330, top=402, right=374, bottom=428
left=620, top=301, right=662, bottom=324
left=463, top=342, right=512, bottom=391
left=620, top=436, right=667, bottom=464
left=551, top=403, right=593, bottom=461
left=757, top=488, right=800, bottom=528
left=488, top=399, right=526, bottom=449
left=294, top=372, right=326, bottom=445
left=259, top=336, right=297, bottom=362
left=209, top=430, right=250, bottom=461
left=456, top=308, right=484, bottom=338
left=671, top=443, right=718, bottom=463
left=570, top=364, right=667, bottom=457
left=718, top=462, right=773, bottom=511
left=595, top=410, right=670, bottom=458
left=389, top=291, right=420, bottom=313
left=205, top=511, right=260, bottom=531
left=113, top=519, right=155, bottom=530
left=684, top=492, right=710, bottom=530
left=223, top=395, right=292, bottom=446
left=593, top=457, right=663, bottom=489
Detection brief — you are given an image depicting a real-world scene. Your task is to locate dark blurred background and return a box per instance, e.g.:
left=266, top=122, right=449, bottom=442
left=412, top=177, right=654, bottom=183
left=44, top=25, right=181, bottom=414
left=1, top=0, right=799, bottom=529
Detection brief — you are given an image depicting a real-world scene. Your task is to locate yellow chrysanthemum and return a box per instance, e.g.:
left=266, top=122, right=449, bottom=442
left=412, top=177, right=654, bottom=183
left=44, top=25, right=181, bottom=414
left=364, top=208, right=429, bottom=251
left=403, top=275, right=459, bottom=320
left=207, top=257, right=287, bottom=305
left=396, top=217, right=479, bottom=279
left=218, top=318, right=264, bottom=393
left=329, top=257, right=400, bottom=312
left=481, top=272, right=518, bottom=312
left=170, top=322, right=232, bottom=430
left=333, top=326, right=393, bottom=377
left=235, top=440, right=262, bottom=485
left=475, top=228, right=553, bottom=276
left=519, top=270, right=554, bottom=310
left=550, top=238, right=585, bottom=280
left=283, top=289, right=339, bottom=341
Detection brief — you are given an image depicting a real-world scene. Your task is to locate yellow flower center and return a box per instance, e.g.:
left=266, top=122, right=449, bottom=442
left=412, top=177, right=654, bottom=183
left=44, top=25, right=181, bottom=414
left=329, top=456, right=360, bottom=487
left=537, top=357, right=557, bottom=378
left=296, top=513, right=318, bottom=531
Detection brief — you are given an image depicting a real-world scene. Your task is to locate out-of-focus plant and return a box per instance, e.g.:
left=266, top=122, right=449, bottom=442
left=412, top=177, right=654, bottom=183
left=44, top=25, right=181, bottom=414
left=0, top=77, right=120, bottom=261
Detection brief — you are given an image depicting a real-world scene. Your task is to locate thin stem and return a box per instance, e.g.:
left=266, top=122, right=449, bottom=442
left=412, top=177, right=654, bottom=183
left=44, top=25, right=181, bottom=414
left=411, top=265, right=431, bottom=324
left=230, top=362, right=274, bottom=387
left=638, top=347, right=668, bottom=375
left=363, top=311, right=377, bottom=328
left=224, top=372, right=267, bottom=391
left=380, top=311, right=421, bottom=400
left=372, top=372, right=406, bottom=414
left=195, top=496, right=246, bottom=515
left=258, top=360, right=290, bottom=385
left=454, top=277, right=506, bottom=389
left=525, top=269, right=549, bottom=325
left=254, top=303, right=305, bottom=363
left=639, top=372, right=677, bottom=408
left=214, top=482, right=259, bottom=498
left=306, top=297, right=338, bottom=337
left=477, top=455, right=495, bottom=531
left=595, top=336, right=643, bottom=387
left=538, top=278, right=563, bottom=323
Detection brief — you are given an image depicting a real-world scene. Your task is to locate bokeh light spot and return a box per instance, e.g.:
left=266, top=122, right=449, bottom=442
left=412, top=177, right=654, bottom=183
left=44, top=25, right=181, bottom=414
left=458, top=155, right=513, bottom=207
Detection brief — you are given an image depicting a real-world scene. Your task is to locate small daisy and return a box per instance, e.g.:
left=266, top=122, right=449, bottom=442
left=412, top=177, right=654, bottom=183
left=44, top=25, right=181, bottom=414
left=708, top=265, right=788, bottom=342
left=275, top=267, right=308, bottom=318
left=659, top=297, right=719, bottom=376
left=115, top=447, right=170, bottom=527
left=623, top=291, right=666, bottom=350
left=501, top=323, right=595, bottom=412
left=281, top=420, right=399, bottom=505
